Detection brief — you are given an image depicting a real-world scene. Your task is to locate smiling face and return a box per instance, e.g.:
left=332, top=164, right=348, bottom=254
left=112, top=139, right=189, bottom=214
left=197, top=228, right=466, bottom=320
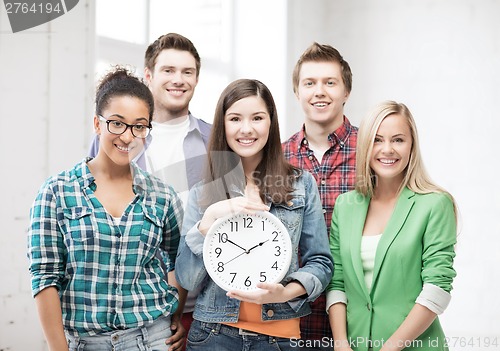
left=370, top=113, right=413, bottom=186
left=94, top=95, right=150, bottom=167
left=145, top=49, right=198, bottom=120
left=296, top=60, right=350, bottom=130
left=224, top=95, right=271, bottom=170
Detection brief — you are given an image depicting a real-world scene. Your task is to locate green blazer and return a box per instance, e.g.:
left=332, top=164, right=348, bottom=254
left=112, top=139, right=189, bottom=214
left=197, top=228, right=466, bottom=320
left=328, top=187, right=456, bottom=351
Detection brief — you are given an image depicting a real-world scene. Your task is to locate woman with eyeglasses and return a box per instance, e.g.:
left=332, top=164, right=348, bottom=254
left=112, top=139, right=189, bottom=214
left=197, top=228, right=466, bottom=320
left=28, top=67, right=186, bottom=351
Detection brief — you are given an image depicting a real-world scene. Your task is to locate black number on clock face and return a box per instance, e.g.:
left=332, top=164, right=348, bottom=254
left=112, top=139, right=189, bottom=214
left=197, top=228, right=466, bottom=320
left=274, top=246, right=281, bottom=256
left=217, top=262, right=224, bottom=272
left=260, top=271, right=267, bottom=282
left=243, top=217, right=253, bottom=228
left=244, top=276, right=252, bottom=287
left=230, top=272, right=237, bottom=283
left=272, top=261, right=278, bottom=270
left=272, top=231, right=279, bottom=242
left=215, top=247, right=222, bottom=258
left=229, top=221, right=238, bottom=232
left=218, top=232, right=228, bottom=243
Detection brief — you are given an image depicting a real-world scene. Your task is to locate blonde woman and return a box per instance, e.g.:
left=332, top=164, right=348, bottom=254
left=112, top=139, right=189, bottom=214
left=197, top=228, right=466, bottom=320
left=327, top=101, right=457, bottom=351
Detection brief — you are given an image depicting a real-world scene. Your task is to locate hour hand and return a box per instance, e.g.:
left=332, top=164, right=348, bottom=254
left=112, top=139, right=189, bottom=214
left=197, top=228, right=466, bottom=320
left=246, top=239, right=269, bottom=253
left=226, top=239, right=248, bottom=252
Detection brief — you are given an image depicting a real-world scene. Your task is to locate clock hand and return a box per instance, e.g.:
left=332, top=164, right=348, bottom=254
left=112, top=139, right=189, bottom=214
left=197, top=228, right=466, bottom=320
left=223, top=251, right=247, bottom=265
left=222, top=239, right=269, bottom=266
left=226, top=239, right=248, bottom=252
left=246, top=239, right=270, bottom=253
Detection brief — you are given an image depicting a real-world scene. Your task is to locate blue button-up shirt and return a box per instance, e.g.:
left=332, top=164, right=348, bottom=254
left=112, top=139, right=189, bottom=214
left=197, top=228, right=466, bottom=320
left=28, top=158, right=184, bottom=336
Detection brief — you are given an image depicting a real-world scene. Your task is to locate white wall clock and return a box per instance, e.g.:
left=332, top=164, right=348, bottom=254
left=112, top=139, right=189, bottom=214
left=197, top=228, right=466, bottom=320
left=203, top=211, right=292, bottom=292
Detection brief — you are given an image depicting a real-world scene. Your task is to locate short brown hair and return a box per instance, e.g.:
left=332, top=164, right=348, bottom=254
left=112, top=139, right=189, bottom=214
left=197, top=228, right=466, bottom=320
left=292, top=42, right=352, bottom=94
left=144, top=33, right=201, bottom=78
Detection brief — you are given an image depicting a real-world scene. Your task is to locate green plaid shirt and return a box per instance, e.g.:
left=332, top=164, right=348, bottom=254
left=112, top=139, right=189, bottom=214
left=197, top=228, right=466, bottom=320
left=28, top=158, right=183, bottom=336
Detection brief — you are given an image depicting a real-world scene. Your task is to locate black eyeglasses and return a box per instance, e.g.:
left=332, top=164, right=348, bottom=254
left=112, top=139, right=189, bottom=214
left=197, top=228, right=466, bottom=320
left=98, top=115, right=152, bottom=139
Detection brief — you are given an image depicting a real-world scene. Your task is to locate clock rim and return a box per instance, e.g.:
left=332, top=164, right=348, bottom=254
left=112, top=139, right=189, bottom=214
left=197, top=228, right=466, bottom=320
left=202, top=211, right=293, bottom=292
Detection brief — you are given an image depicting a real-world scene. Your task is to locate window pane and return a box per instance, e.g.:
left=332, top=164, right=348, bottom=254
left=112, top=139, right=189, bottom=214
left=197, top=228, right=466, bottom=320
left=149, top=0, right=231, bottom=62
left=96, top=0, right=147, bottom=45
left=148, top=0, right=232, bottom=124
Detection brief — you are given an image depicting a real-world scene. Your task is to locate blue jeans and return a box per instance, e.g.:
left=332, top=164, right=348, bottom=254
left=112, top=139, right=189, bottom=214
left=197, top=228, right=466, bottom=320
left=66, top=316, right=172, bottom=351
left=186, top=320, right=296, bottom=351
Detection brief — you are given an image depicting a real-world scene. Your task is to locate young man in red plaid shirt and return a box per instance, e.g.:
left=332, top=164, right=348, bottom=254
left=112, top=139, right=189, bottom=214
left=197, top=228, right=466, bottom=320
left=283, top=43, right=357, bottom=349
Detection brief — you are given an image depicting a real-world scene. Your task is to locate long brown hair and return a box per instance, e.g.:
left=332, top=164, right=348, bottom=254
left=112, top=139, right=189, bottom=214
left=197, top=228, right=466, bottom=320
left=201, top=79, right=296, bottom=207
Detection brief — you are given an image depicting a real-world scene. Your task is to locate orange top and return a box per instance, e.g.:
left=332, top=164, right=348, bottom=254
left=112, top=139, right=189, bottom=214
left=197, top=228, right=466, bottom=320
left=224, top=302, right=300, bottom=339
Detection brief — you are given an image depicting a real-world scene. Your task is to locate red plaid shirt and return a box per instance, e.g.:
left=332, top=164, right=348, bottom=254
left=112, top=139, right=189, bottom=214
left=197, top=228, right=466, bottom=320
left=282, top=116, right=357, bottom=341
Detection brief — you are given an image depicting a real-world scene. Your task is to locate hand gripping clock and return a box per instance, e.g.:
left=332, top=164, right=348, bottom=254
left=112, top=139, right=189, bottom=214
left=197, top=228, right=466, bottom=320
left=203, top=211, right=292, bottom=292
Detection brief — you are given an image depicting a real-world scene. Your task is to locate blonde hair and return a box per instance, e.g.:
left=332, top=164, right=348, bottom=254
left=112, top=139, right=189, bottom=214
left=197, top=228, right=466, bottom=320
left=356, top=101, right=456, bottom=213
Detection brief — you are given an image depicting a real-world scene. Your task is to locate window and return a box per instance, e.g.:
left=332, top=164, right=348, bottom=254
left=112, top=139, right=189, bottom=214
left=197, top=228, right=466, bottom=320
left=96, top=0, right=233, bottom=122
left=95, top=0, right=287, bottom=127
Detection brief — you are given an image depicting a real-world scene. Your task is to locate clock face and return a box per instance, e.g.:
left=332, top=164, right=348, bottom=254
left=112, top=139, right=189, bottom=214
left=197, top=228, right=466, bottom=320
left=203, top=211, right=292, bottom=292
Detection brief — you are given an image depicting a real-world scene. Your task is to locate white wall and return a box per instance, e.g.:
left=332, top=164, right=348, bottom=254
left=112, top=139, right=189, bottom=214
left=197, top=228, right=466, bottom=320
left=0, top=1, right=95, bottom=349
left=231, top=0, right=288, bottom=133
left=285, top=0, right=332, bottom=134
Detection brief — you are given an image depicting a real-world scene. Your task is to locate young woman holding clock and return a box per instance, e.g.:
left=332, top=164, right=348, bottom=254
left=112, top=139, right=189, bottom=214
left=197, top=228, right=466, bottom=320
left=175, top=79, right=333, bottom=351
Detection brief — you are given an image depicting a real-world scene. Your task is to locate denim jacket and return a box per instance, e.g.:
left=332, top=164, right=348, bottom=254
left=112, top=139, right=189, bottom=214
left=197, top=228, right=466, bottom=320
left=175, top=170, right=333, bottom=323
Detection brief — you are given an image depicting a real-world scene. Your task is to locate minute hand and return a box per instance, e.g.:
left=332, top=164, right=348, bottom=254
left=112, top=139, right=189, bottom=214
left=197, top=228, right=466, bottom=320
left=246, top=239, right=269, bottom=253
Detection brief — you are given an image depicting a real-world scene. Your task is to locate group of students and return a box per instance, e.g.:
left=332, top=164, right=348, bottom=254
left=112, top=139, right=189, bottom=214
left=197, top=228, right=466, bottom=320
left=27, top=33, right=457, bottom=351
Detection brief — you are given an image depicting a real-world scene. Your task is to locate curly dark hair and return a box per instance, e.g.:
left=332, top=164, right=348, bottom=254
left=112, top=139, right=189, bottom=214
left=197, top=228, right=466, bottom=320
left=95, top=66, right=154, bottom=122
